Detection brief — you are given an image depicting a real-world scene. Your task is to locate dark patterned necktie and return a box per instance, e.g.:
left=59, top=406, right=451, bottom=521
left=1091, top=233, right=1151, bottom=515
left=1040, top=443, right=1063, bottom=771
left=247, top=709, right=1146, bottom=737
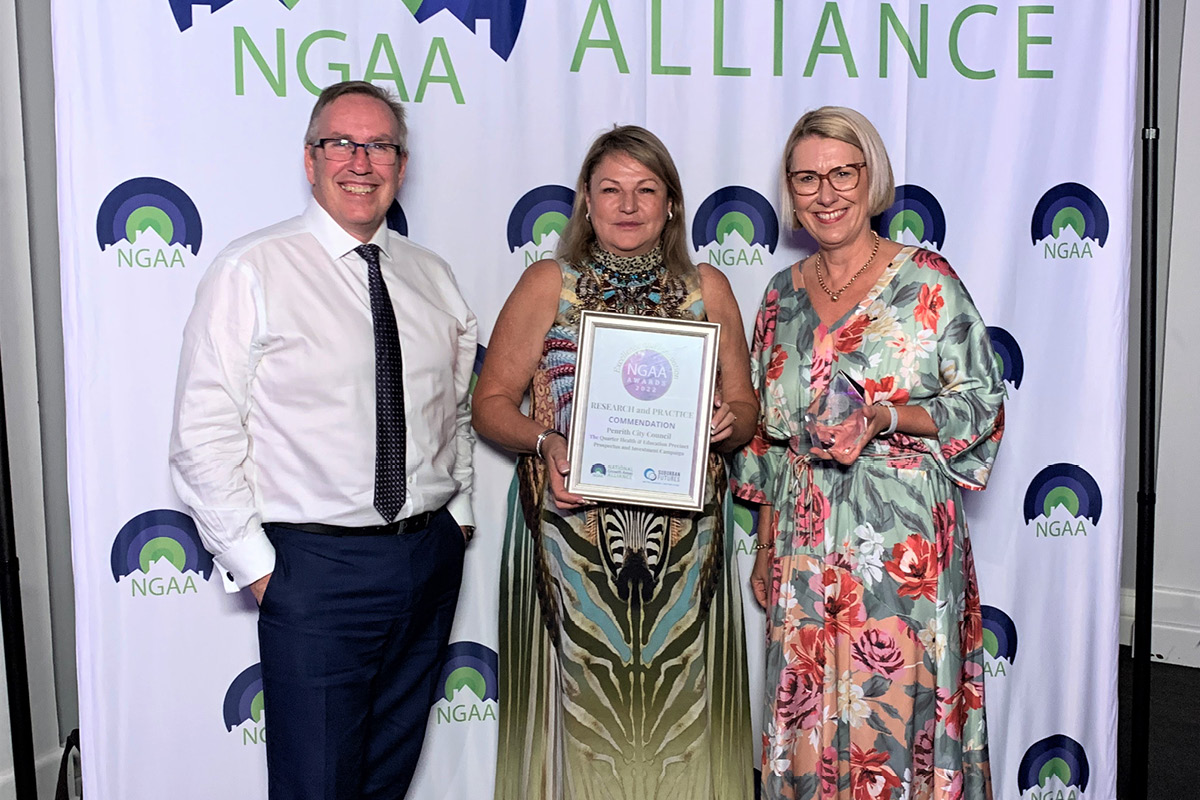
left=356, top=244, right=406, bottom=521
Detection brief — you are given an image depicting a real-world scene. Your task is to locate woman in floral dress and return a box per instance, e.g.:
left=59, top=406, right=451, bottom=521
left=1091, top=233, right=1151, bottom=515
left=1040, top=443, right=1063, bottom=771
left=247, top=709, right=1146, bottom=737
left=731, top=107, right=1004, bottom=800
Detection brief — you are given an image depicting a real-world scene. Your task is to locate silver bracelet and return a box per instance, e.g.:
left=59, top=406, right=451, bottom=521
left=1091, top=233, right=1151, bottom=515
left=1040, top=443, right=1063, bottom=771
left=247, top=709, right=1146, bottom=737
left=876, top=401, right=899, bottom=437
left=534, top=428, right=564, bottom=459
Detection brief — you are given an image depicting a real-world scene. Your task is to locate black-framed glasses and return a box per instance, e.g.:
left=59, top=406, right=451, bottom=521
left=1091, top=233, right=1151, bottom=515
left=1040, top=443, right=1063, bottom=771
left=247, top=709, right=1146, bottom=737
left=311, top=138, right=403, bottom=165
left=787, top=162, right=867, bottom=196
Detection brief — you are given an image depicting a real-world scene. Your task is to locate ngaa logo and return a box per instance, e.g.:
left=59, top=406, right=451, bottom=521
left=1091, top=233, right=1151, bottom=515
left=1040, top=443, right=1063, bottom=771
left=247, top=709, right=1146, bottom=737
left=731, top=501, right=760, bottom=555
left=469, top=343, right=487, bottom=396
left=981, top=605, right=1016, bottom=677
left=110, top=509, right=213, bottom=597
left=97, top=177, right=202, bottom=268
left=875, top=184, right=945, bottom=249
left=223, top=663, right=266, bottom=745
left=1023, top=463, right=1101, bottom=538
left=691, top=186, right=778, bottom=267
left=172, top=0, right=527, bottom=59
left=409, top=0, right=528, bottom=61
left=1018, top=735, right=1089, bottom=798
left=1032, top=183, right=1108, bottom=260
left=986, top=327, right=1023, bottom=389
left=386, top=199, right=408, bottom=236
left=433, top=641, right=497, bottom=724
left=507, top=185, right=575, bottom=266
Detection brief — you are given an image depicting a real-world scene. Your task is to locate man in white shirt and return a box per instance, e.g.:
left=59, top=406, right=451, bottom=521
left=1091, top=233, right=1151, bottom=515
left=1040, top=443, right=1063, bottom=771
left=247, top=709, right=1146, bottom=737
left=170, top=81, right=475, bottom=800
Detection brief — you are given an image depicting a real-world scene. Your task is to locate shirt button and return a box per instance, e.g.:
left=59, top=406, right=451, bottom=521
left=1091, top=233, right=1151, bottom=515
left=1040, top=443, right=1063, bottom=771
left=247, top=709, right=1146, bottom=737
left=226, top=571, right=235, bottom=582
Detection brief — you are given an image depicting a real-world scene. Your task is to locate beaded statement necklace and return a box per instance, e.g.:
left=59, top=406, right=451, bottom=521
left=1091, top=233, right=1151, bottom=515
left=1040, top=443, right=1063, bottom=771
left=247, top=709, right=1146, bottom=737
left=576, top=242, right=687, bottom=318
left=589, top=242, right=665, bottom=285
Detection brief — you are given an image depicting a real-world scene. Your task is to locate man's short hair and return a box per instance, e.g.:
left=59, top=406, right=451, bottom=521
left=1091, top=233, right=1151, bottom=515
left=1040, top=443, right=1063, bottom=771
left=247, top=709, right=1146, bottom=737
left=304, top=81, right=408, bottom=154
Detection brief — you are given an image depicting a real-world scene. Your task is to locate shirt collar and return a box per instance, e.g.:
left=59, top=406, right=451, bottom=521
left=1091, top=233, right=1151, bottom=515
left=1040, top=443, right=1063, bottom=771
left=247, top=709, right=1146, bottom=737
left=303, top=198, right=393, bottom=265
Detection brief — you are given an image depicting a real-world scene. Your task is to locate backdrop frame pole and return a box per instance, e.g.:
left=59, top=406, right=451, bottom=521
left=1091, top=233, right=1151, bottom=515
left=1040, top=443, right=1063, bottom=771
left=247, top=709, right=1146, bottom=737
left=1130, top=0, right=1160, bottom=795
left=0, top=346, right=39, bottom=800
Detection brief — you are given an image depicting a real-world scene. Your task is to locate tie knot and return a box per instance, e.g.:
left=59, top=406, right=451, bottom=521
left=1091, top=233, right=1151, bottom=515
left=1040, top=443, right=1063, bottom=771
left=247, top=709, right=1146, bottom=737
left=356, top=243, right=381, bottom=267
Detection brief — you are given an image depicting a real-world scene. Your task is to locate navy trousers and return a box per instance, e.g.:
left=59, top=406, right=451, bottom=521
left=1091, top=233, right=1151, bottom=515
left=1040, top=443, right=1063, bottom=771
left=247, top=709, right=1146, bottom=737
left=258, top=509, right=464, bottom=800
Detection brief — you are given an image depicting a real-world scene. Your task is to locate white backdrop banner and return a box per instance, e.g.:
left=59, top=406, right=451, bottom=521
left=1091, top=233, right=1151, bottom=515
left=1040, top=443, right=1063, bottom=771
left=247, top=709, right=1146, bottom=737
left=53, top=1, right=1135, bottom=798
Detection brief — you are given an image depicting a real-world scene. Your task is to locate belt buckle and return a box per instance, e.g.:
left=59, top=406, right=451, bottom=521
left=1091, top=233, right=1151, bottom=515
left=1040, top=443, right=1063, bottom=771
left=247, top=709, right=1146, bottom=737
left=396, top=511, right=422, bottom=535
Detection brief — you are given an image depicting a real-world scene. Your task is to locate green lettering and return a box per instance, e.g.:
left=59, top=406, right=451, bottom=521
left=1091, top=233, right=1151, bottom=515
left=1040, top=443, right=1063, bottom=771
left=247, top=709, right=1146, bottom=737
left=297, top=29, right=349, bottom=96
left=1018, top=5, right=1054, bottom=79
left=234, top=27, right=286, bottom=97
left=949, top=5, right=997, bottom=80
left=651, top=0, right=689, bottom=74
left=880, top=4, right=928, bottom=78
left=773, top=0, right=784, bottom=76
left=714, top=0, right=750, bottom=76
left=364, top=34, right=411, bottom=101
left=570, top=0, right=630, bottom=73
left=804, top=3, right=858, bottom=78
left=416, top=38, right=464, bottom=104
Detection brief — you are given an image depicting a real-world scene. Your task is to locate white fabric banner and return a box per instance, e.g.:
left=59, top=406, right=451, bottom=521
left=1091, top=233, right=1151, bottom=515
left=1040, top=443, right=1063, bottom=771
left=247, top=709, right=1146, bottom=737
left=53, top=1, right=1134, bottom=798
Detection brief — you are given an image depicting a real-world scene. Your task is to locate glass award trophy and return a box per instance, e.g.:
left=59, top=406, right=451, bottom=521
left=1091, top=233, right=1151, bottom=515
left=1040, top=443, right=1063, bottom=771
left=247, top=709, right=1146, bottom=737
left=804, top=372, right=867, bottom=451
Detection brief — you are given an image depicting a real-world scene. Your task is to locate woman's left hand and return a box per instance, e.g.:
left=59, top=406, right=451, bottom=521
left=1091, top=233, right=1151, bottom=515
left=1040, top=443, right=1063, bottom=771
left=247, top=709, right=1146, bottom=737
left=810, top=404, right=890, bottom=466
left=709, top=395, right=738, bottom=444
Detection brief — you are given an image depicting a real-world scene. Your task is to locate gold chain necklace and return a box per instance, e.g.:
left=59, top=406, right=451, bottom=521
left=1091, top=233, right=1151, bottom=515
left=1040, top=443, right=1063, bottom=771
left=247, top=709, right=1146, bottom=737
left=814, top=231, right=880, bottom=302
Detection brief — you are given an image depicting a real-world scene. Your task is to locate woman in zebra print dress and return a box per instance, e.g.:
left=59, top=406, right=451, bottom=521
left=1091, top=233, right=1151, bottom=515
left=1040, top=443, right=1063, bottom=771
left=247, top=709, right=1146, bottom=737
left=474, top=126, right=758, bottom=800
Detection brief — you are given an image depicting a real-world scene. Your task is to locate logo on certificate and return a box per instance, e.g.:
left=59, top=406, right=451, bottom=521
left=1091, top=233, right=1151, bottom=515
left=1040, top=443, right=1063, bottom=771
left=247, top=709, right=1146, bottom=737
left=621, top=349, right=673, bottom=400
left=591, top=463, right=607, bottom=476
left=643, top=468, right=657, bottom=481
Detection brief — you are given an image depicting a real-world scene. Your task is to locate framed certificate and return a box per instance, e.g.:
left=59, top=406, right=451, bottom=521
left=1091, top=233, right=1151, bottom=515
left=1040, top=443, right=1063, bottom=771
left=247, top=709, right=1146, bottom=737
left=566, top=310, right=720, bottom=512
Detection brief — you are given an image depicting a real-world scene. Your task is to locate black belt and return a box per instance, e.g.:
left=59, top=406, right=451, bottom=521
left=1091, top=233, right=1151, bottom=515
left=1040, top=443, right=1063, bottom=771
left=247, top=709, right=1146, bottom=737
left=266, top=508, right=441, bottom=537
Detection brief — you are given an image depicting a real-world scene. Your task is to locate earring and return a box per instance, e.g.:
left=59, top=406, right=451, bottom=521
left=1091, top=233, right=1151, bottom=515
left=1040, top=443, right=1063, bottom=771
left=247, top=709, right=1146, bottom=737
left=667, top=209, right=673, bottom=221
left=586, top=211, right=591, bottom=222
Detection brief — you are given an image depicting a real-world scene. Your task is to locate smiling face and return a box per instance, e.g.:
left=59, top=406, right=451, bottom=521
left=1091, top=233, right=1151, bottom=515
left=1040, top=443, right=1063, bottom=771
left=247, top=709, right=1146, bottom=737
left=585, top=152, right=672, bottom=257
left=788, top=136, right=872, bottom=252
left=304, top=93, right=407, bottom=242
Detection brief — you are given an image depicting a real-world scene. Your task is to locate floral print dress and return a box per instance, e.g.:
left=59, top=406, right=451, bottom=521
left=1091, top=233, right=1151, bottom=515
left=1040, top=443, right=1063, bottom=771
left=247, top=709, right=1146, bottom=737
left=731, top=246, right=1004, bottom=800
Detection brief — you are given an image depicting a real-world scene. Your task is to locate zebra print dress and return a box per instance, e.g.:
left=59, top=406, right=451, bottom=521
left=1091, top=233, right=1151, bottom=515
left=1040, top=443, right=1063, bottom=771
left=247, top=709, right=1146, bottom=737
left=496, top=250, right=754, bottom=800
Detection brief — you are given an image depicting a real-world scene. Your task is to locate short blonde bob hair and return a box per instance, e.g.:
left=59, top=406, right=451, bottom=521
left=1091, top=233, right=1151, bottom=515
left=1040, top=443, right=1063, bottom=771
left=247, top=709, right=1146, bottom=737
left=558, top=125, right=693, bottom=277
left=779, top=106, right=895, bottom=230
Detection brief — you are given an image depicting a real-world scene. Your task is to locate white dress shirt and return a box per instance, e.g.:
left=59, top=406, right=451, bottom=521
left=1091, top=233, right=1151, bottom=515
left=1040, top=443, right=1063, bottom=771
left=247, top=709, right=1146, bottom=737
left=170, top=200, right=476, bottom=592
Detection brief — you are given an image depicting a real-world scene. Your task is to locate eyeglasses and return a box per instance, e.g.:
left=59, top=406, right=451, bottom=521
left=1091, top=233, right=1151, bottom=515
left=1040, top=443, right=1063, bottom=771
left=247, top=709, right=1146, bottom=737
left=787, top=162, right=867, bottom=196
left=311, top=138, right=403, bottom=165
